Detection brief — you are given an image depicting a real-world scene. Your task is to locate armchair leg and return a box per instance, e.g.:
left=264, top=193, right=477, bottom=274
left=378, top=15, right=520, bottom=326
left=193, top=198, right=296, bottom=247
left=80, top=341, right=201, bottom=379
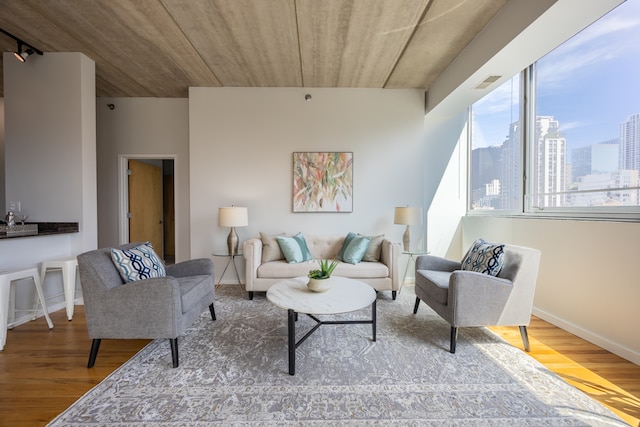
left=413, top=297, right=421, bottom=314
left=519, top=326, right=531, bottom=352
left=392, top=291, right=397, bottom=300
left=170, top=338, right=179, bottom=368
left=248, top=291, right=254, bottom=300
left=450, top=327, right=458, bottom=354
left=209, top=303, right=216, bottom=321
left=87, top=339, right=101, bottom=368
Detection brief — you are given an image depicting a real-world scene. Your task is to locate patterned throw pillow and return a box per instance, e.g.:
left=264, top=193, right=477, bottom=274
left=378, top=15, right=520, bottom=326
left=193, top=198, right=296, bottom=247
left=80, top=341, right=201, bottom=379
left=460, top=238, right=505, bottom=276
left=111, top=242, right=166, bottom=283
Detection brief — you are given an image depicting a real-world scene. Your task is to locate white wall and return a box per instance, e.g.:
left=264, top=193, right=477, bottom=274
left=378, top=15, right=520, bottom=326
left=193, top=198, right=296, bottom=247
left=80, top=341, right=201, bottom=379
left=95, top=98, right=190, bottom=261
left=462, top=216, right=640, bottom=365
left=2, top=52, right=96, bottom=322
left=189, top=87, right=426, bottom=280
left=4, top=53, right=95, bottom=229
left=423, top=111, right=468, bottom=259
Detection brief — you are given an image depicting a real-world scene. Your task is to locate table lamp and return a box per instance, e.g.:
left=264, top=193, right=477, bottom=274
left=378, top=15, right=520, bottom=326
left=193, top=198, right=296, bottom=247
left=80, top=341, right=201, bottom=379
left=394, top=206, right=422, bottom=252
left=218, top=206, right=248, bottom=255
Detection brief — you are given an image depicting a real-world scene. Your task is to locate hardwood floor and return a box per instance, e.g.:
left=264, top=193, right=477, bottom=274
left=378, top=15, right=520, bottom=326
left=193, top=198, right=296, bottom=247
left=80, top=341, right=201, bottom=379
left=1, top=306, right=638, bottom=426
left=490, top=323, right=640, bottom=426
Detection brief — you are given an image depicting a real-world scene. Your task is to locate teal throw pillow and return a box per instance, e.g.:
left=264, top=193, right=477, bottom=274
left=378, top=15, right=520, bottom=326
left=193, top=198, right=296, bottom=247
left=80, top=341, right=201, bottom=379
left=277, top=233, right=312, bottom=263
left=338, top=232, right=371, bottom=265
left=337, top=232, right=357, bottom=261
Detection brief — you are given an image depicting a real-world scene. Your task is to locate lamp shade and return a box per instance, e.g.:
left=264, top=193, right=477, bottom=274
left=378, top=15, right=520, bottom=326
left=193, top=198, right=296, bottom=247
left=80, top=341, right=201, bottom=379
left=393, top=206, right=422, bottom=225
left=218, top=207, right=248, bottom=227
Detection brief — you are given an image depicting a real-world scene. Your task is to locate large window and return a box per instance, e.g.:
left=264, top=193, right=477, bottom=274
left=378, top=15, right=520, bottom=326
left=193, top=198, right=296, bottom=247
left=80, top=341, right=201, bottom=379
left=469, top=0, right=640, bottom=217
left=469, top=75, right=522, bottom=212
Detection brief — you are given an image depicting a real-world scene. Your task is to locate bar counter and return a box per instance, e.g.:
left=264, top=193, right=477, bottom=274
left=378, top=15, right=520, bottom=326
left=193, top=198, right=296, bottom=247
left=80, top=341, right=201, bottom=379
left=0, top=222, right=79, bottom=239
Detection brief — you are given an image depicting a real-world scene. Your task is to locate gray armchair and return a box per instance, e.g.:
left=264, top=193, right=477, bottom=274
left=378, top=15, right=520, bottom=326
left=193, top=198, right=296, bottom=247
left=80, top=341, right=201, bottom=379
left=413, top=243, right=541, bottom=353
left=77, top=243, right=215, bottom=368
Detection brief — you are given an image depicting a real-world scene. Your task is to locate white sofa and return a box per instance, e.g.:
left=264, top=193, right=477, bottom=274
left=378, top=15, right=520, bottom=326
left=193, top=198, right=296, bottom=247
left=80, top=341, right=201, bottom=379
left=243, top=233, right=401, bottom=300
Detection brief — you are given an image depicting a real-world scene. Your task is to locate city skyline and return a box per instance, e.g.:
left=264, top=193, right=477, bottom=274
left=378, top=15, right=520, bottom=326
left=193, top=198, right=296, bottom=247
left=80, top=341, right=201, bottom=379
left=473, top=0, right=640, bottom=151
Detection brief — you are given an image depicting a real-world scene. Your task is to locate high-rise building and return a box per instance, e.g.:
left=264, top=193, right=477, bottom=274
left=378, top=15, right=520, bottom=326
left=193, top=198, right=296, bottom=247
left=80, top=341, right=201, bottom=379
left=532, top=116, right=566, bottom=207
left=500, top=121, right=522, bottom=210
left=572, top=139, right=619, bottom=183
left=620, top=113, right=640, bottom=171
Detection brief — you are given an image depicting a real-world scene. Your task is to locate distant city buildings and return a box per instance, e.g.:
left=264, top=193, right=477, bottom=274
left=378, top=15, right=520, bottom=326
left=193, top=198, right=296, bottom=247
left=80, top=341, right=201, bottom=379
left=620, top=113, right=640, bottom=171
left=532, top=116, right=566, bottom=208
left=470, top=113, right=640, bottom=209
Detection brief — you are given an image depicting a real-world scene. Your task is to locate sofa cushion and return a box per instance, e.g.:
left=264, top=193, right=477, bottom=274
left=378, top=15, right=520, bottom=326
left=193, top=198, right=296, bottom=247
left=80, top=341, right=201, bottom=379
left=461, top=239, right=505, bottom=276
left=260, top=232, right=286, bottom=263
left=333, top=261, right=388, bottom=278
left=258, top=259, right=389, bottom=279
left=362, top=234, right=384, bottom=262
left=416, top=270, right=451, bottom=305
left=277, top=233, right=312, bottom=263
left=338, top=232, right=370, bottom=264
left=110, top=242, right=166, bottom=283
left=258, top=260, right=316, bottom=278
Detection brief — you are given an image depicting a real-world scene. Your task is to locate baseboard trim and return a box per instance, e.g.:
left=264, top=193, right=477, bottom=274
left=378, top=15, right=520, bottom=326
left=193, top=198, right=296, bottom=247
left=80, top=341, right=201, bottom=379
left=533, top=307, right=640, bottom=366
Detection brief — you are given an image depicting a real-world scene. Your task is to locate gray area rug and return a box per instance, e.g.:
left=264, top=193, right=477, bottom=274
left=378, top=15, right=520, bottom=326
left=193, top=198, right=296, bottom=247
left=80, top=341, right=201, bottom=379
left=48, top=284, right=626, bottom=426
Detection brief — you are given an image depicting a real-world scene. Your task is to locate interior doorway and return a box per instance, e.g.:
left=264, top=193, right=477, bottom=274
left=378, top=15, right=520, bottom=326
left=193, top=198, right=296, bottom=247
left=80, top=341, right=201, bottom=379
left=119, top=156, right=175, bottom=264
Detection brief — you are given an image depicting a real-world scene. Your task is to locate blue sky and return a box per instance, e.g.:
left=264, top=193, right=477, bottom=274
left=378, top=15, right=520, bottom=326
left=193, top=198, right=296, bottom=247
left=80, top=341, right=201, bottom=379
left=473, top=0, right=640, bottom=152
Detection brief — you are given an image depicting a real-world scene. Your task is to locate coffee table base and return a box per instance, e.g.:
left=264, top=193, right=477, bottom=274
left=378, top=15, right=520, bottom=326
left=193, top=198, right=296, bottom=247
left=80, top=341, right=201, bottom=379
left=287, top=300, right=376, bottom=375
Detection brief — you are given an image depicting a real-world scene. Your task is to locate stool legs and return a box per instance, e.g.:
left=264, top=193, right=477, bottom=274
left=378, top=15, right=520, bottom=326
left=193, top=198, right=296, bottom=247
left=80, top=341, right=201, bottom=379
left=32, top=273, right=54, bottom=330
left=40, top=259, right=78, bottom=321
left=1, top=268, right=54, bottom=351
left=61, top=262, right=77, bottom=321
left=0, top=276, right=11, bottom=351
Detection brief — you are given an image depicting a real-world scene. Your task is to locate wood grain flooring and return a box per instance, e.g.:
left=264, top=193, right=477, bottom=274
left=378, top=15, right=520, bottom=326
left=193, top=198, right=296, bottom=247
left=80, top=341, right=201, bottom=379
left=1, top=306, right=638, bottom=426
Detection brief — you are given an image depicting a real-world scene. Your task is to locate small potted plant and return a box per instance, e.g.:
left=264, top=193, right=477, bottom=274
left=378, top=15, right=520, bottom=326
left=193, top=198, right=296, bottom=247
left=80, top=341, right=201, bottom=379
left=307, top=259, right=339, bottom=292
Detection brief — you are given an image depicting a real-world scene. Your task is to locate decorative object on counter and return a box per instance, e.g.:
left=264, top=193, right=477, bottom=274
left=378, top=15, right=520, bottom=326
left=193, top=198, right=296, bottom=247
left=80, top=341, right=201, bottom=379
left=394, top=206, right=422, bottom=252
left=307, top=259, right=339, bottom=292
left=218, top=206, right=248, bottom=256
left=0, top=224, right=38, bottom=236
left=5, top=211, right=16, bottom=227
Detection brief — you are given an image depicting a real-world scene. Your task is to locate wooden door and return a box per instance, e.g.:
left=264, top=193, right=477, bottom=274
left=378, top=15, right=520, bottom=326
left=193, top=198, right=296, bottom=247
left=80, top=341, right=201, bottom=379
left=128, top=159, right=163, bottom=256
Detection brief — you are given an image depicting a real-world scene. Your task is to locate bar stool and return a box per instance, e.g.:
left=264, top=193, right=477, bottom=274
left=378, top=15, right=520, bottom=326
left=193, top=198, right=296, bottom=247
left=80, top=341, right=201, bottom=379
left=1, top=267, right=54, bottom=351
left=40, top=257, right=79, bottom=321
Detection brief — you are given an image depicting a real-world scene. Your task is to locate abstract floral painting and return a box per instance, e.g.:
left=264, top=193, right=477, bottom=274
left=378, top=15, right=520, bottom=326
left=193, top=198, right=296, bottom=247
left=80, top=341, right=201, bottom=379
left=293, top=152, right=353, bottom=212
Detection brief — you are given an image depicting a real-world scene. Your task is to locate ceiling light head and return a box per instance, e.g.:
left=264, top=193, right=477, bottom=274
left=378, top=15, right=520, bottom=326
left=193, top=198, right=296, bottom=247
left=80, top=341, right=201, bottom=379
left=14, top=47, right=35, bottom=63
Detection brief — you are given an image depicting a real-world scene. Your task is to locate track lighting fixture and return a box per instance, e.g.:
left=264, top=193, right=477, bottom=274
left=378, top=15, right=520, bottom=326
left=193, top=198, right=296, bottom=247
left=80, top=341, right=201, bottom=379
left=1, top=28, right=43, bottom=63
left=13, top=44, right=36, bottom=62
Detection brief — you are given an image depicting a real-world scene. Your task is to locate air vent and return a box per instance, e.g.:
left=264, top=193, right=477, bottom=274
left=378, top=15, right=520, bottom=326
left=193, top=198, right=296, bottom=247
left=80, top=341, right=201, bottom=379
left=474, top=75, right=502, bottom=90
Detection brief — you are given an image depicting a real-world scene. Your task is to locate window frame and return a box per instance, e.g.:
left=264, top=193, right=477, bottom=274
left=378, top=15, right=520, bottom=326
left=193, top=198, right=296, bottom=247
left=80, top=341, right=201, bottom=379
left=467, top=62, right=640, bottom=222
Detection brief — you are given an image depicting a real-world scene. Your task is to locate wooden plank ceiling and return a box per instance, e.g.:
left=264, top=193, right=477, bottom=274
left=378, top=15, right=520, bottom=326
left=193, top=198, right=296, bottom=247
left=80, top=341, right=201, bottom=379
left=0, top=0, right=507, bottom=98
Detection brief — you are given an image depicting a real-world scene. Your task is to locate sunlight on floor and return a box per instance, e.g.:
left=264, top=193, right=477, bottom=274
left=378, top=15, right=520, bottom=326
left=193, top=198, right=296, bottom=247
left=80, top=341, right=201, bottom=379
left=490, top=326, right=640, bottom=427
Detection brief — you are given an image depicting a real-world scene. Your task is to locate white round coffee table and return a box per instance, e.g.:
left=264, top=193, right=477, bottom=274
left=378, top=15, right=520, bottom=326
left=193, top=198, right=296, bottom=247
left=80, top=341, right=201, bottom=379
left=267, top=276, right=377, bottom=375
